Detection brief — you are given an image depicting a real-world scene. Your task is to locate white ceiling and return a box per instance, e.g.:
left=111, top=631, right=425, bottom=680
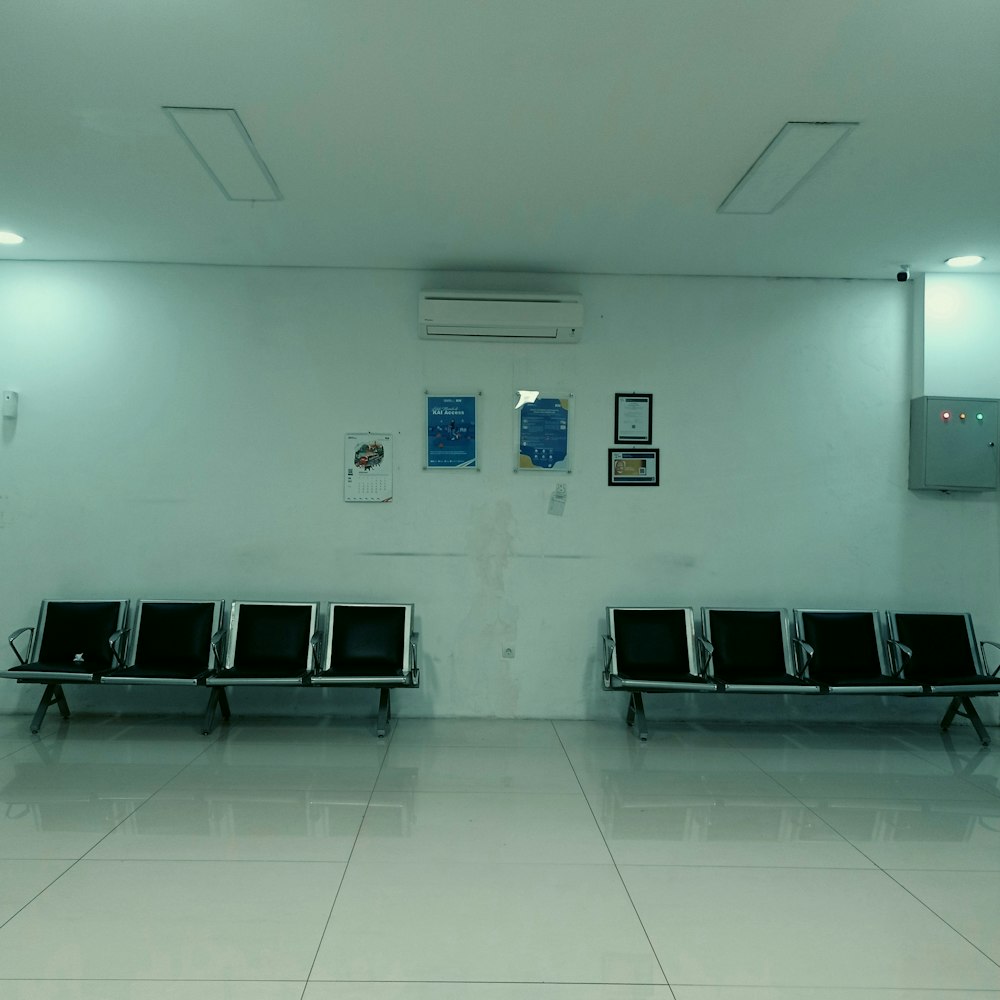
left=2, top=0, right=998, bottom=279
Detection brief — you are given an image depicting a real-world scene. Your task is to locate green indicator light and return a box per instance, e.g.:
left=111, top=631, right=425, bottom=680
left=977, top=413, right=984, bottom=421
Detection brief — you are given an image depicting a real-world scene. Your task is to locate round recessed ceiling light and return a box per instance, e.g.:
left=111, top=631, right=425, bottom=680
left=945, top=255, right=985, bottom=268
left=0, top=230, right=24, bottom=245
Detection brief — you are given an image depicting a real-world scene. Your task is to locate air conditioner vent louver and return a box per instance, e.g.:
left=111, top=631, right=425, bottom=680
left=419, top=291, right=583, bottom=343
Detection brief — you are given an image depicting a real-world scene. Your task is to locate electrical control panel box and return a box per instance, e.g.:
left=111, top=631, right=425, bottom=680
left=909, top=396, right=999, bottom=491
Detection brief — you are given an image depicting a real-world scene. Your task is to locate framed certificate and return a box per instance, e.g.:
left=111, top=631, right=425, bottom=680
left=609, top=448, right=659, bottom=486
left=614, top=393, right=653, bottom=444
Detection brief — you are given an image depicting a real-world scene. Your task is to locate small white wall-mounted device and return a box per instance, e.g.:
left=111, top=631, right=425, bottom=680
left=1, top=390, right=17, bottom=419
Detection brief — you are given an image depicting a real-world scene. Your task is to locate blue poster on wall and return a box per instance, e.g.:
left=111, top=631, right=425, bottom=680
left=517, top=395, right=572, bottom=471
left=426, top=394, right=478, bottom=469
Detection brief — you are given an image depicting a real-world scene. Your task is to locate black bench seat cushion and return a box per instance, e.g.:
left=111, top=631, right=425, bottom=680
left=219, top=603, right=313, bottom=681
left=8, top=601, right=126, bottom=681
left=892, top=613, right=994, bottom=688
left=320, top=605, right=408, bottom=679
left=925, top=675, right=1000, bottom=691
left=794, top=610, right=922, bottom=691
left=612, top=608, right=709, bottom=685
left=705, top=609, right=809, bottom=686
left=724, top=675, right=814, bottom=687
left=112, top=664, right=208, bottom=681
left=128, top=601, right=217, bottom=679
left=9, top=661, right=98, bottom=677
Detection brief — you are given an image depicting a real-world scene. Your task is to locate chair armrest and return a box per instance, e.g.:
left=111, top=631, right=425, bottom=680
left=697, top=636, right=714, bottom=675
left=210, top=628, right=227, bottom=672
left=886, top=639, right=912, bottom=678
left=7, top=626, right=34, bottom=666
left=791, top=638, right=814, bottom=679
left=409, top=631, right=420, bottom=684
left=309, top=630, right=323, bottom=673
left=108, top=627, right=130, bottom=669
left=980, top=639, right=1000, bottom=677
left=601, top=635, right=614, bottom=687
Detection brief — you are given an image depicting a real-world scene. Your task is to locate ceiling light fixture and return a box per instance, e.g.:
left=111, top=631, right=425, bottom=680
left=945, top=255, right=985, bottom=268
left=718, top=121, right=857, bottom=215
left=0, top=231, right=25, bottom=245
left=163, top=107, right=282, bottom=202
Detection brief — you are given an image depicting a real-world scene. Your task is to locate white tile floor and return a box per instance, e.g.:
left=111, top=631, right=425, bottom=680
left=0, top=712, right=998, bottom=999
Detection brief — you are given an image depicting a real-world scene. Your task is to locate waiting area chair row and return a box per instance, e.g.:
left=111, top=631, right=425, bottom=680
left=4, top=599, right=419, bottom=737
left=603, top=607, right=1000, bottom=745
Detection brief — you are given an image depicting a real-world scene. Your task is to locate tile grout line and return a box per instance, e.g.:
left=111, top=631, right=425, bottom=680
left=881, top=867, right=1000, bottom=974
left=718, top=732, right=1000, bottom=883
left=297, top=717, right=398, bottom=999
left=733, top=754, right=888, bottom=871
left=0, top=721, right=228, bottom=934
left=2, top=718, right=997, bottom=992
left=722, top=727, right=1000, bottom=978
left=549, top=719, right=678, bottom=999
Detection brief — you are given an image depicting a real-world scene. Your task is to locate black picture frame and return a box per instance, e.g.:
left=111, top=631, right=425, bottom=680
left=609, top=448, right=660, bottom=486
left=614, top=393, right=653, bottom=444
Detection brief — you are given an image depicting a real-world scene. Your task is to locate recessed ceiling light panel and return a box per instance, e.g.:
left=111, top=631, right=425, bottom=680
left=0, top=230, right=25, bottom=245
left=718, top=121, right=857, bottom=215
left=945, top=255, right=985, bottom=268
left=164, top=107, right=282, bottom=202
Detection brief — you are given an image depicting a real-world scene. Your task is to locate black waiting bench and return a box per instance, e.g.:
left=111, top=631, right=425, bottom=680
left=4, top=598, right=419, bottom=737
left=603, top=606, right=1000, bottom=745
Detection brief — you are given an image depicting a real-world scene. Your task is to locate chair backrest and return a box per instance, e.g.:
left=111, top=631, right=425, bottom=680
left=226, top=602, right=317, bottom=676
left=608, top=608, right=696, bottom=682
left=324, top=603, right=412, bottom=679
left=34, top=600, right=129, bottom=667
left=130, top=600, right=224, bottom=673
left=701, top=608, right=792, bottom=681
left=794, top=610, right=889, bottom=683
left=886, top=611, right=982, bottom=683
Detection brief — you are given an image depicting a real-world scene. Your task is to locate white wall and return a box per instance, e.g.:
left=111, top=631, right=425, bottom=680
left=921, top=273, right=1000, bottom=396
left=2, top=261, right=997, bottom=723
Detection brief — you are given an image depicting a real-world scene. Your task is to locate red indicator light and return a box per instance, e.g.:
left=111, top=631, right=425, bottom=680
left=942, top=411, right=951, bottom=421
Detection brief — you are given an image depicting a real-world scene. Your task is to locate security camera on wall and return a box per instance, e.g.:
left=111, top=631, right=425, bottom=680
left=896, top=266, right=911, bottom=283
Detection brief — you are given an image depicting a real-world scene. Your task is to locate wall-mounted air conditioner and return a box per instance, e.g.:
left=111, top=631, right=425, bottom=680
left=419, top=291, right=583, bottom=343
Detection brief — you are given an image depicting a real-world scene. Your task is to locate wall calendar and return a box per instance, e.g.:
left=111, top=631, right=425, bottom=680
left=345, top=433, right=393, bottom=502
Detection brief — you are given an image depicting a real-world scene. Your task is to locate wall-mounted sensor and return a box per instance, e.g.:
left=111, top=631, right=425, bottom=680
left=1, top=390, right=17, bottom=419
